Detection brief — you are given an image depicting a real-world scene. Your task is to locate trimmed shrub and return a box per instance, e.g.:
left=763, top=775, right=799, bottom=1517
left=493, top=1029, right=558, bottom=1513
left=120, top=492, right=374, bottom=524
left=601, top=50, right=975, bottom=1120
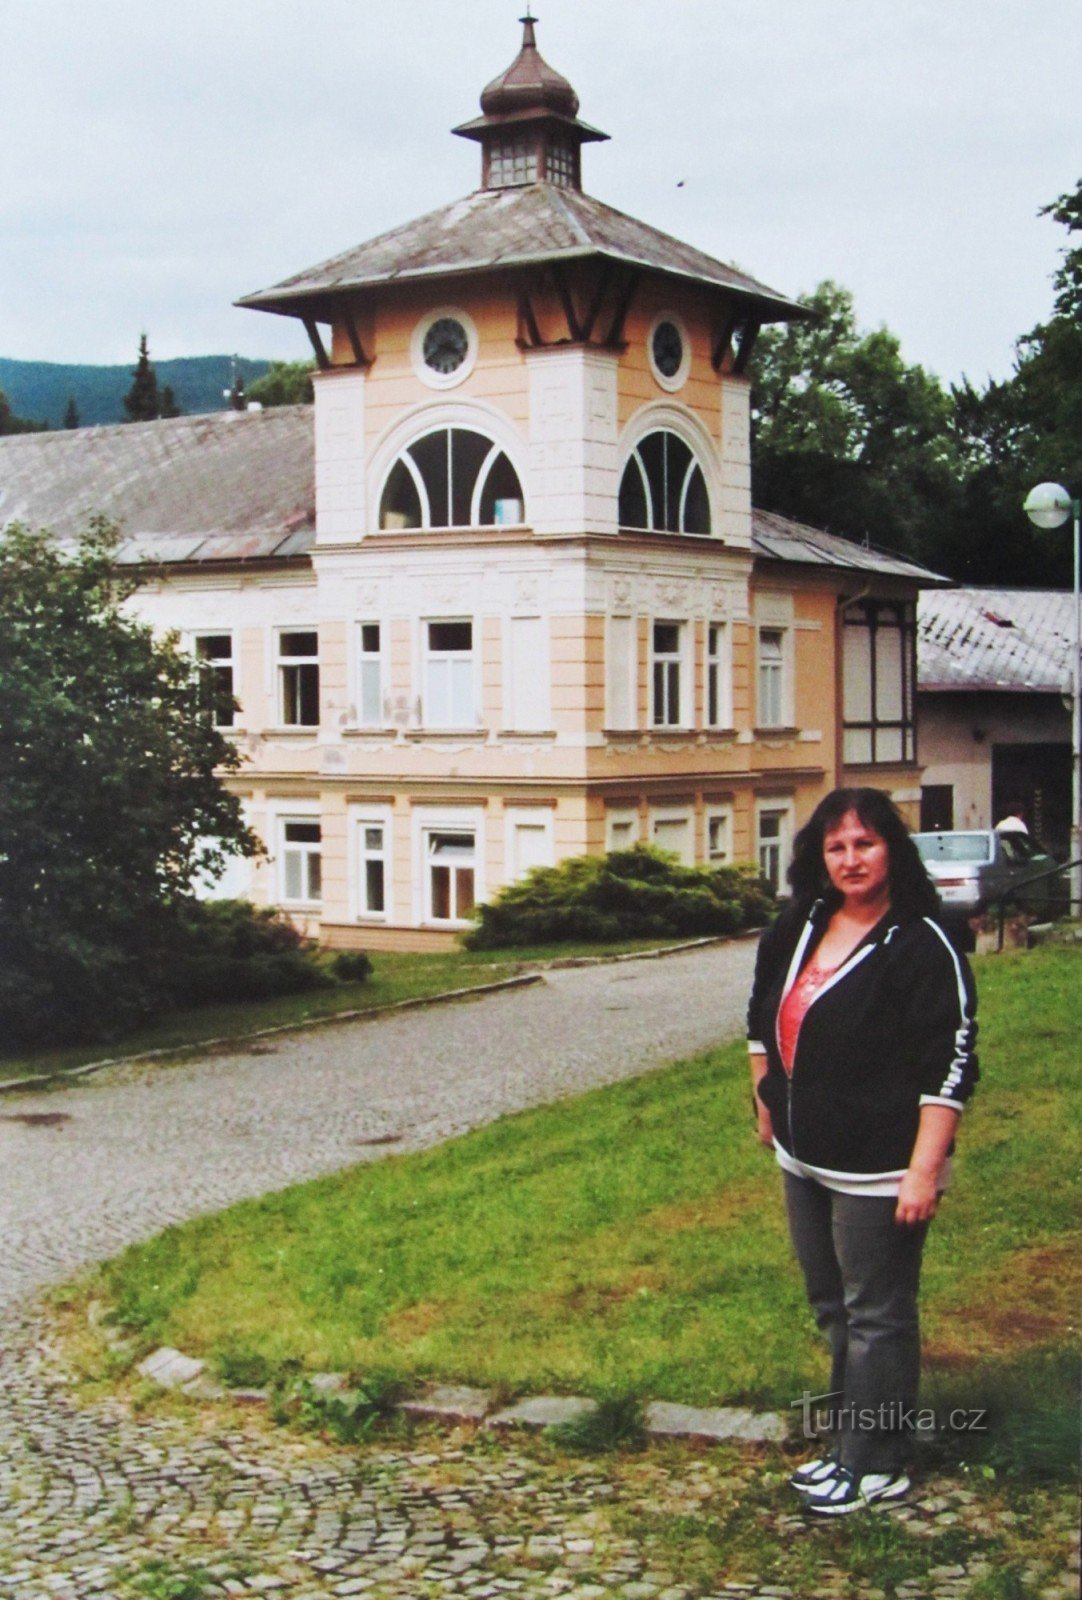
left=331, top=950, right=374, bottom=984
left=165, top=899, right=333, bottom=1007
left=464, top=845, right=774, bottom=949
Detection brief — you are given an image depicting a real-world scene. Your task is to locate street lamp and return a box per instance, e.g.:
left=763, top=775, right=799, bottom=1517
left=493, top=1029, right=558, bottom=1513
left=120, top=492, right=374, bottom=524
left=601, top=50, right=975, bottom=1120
left=1023, top=482, right=1081, bottom=914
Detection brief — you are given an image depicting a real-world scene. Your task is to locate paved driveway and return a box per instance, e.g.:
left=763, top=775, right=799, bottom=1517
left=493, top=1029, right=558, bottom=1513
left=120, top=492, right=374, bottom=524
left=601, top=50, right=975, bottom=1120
left=0, top=939, right=757, bottom=1311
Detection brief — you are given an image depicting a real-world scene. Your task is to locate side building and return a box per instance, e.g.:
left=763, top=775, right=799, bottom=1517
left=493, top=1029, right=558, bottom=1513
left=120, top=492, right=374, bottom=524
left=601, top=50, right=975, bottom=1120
left=0, top=19, right=939, bottom=948
left=917, top=586, right=1073, bottom=855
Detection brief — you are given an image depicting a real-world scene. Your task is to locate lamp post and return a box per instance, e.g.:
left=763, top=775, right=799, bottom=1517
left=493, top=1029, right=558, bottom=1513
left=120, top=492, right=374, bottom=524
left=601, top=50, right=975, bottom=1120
left=1023, top=482, right=1081, bottom=914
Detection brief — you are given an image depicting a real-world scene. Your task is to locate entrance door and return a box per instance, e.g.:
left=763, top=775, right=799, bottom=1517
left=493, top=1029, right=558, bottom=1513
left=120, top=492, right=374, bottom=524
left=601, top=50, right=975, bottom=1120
left=920, top=785, right=954, bottom=832
left=992, top=743, right=1071, bottom=858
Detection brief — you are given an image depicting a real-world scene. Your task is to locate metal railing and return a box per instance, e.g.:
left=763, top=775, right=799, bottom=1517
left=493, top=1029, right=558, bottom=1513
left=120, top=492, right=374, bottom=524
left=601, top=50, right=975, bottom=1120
left=983, top=856, right=1082, bottom=951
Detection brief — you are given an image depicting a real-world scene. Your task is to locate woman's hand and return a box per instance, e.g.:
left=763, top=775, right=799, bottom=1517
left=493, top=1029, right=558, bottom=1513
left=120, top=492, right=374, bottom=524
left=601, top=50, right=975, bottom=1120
left=895, top=1166, right=939, bottom=1225
left=896, top=1103, right=960, bottom=1224
left=748, top=1051, right=775, bottom=1148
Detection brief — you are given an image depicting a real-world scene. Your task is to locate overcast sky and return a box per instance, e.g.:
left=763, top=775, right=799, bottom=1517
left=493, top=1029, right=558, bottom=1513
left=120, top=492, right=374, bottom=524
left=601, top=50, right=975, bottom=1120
left=1, top=0, right=1078, bottom=384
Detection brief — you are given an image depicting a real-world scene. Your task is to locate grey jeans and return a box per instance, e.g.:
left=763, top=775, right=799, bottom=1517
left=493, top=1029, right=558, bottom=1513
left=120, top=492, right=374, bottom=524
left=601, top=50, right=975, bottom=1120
left=783, top=1169, right=929, bottom=1476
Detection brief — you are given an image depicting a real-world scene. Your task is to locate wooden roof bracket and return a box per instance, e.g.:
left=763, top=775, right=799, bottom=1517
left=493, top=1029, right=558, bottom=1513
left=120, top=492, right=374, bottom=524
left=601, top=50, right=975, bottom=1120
left=302, top=319, right=331, bottom=371
left=603, top=269, right=639, bottom=349
left=550, top=262, right=585, bottom=343
left=517, top=286, right=544, bottom=349
left=732, top=319, right=761, bottom=375
left=712, top=308, right=741, bottom=373
left=342, top=308, right=371, bottom=368
left=580, top=260, right=614, bottom=344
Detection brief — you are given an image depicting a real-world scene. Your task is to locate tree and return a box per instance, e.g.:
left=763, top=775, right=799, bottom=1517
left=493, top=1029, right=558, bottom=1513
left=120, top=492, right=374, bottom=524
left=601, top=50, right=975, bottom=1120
left=248, top=360, right=316, bottom=408
left=63, top=397, right=80, bottom=429
left=945, top=179, right=1080, bottom=586
left=160, top=383, right=182, bottom=419
left=0, top=518, right=259, bottom=1045
left=229, top=371, right=247, bottom=411
left=123, top=333, right=161, bottom=422
left=0, top=387, right=48, bottom=435
left=750, top=281, right=964, bottom=571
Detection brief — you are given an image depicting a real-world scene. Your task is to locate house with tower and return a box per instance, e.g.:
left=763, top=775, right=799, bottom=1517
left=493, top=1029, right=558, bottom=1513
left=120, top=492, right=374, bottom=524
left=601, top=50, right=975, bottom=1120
left=0, top=16, right=935, bottom=948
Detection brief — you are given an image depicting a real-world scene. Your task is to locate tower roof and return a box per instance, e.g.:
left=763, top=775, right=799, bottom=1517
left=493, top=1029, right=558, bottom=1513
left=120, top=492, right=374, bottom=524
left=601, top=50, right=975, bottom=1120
left=237, top=183, right=806, bottom=323
left=452, top=12, right=608, bottom=191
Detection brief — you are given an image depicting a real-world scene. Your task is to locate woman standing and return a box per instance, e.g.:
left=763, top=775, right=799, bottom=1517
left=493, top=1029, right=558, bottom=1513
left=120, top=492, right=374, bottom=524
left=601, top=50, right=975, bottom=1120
left=747, top=787, right=978, bottom=1516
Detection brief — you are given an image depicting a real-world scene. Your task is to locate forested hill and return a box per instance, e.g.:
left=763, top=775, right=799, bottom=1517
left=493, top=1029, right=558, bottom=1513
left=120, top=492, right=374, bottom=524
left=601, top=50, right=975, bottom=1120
left=0, top=355, right=272, bottom=429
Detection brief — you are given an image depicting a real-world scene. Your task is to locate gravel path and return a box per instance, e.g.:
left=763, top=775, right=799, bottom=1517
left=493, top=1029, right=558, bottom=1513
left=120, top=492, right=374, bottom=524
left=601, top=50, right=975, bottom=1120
left=0, top=940, right=756, bottom=1312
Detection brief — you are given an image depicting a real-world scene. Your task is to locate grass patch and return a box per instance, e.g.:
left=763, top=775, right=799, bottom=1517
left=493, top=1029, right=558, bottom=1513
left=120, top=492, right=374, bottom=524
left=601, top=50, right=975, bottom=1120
left=87, top=946, right=1079, bottom=1484
left=0, top=936, right=690, bottom=1082
left=546, top=1394, right=648, bottom=1455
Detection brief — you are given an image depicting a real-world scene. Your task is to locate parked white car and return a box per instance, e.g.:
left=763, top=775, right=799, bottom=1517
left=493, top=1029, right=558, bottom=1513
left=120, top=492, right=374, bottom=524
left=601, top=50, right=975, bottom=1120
left=913, top=829, right=1060, bottom=922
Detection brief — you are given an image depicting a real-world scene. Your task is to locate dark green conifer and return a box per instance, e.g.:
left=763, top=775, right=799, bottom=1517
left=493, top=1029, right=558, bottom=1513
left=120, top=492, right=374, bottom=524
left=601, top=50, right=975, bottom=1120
left=123, top=333, right=160, bottom=422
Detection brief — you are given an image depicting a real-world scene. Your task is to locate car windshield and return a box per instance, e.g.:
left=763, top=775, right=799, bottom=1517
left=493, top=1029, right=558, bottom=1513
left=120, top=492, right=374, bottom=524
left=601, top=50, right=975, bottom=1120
left=914, top=833, right=992, bottom=864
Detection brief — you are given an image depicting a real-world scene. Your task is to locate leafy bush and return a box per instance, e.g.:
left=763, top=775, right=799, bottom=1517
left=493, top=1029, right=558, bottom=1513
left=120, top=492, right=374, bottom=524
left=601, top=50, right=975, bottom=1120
left=330, top=949, right=374, bottom=984
left=464, top=846, right=774, bottom=949
left=164, top=899, right=333, bottom=1007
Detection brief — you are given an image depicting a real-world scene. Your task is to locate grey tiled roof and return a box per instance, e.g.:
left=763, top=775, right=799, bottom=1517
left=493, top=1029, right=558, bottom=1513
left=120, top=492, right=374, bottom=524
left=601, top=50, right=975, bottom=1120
left=2, top=406, right=929, bottom=587
left=0, top=407, right=314, bottom=561
left=918, top=587, right=1073, bottom=693
left=751, top=508, right=946, bottom=583
left=237, top=183, right=805, bottom=320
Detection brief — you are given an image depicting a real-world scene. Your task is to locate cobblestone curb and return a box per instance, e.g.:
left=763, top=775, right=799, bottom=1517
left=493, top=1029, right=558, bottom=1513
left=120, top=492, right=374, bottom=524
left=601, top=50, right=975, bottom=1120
left=0, top=971, right=544, bottom=1096
left=0, top=929, right=763, bottom=1097
left=135, top=1349, right=790, bottom=1446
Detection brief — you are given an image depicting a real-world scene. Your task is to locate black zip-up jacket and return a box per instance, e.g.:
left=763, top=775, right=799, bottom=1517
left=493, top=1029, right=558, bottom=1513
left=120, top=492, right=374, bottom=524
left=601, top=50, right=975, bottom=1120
left=747, top=899, right=979, bottom=1177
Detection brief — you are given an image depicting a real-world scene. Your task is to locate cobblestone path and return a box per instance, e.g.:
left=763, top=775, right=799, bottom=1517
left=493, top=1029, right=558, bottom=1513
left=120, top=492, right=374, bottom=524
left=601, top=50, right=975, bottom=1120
left=1, top=1310, right=1076, bottom=1600
left=1, top=943, right=1077, bottom=1598
left=0, top=943, right=756, bottom=1310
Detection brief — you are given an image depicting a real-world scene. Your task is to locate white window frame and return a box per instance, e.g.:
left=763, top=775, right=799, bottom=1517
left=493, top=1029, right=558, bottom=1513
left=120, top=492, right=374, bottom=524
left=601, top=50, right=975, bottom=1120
left=504, top=614, right=551, bottom=731
left=504, top=807, right=555, bottom=884
left=756, top=801, right=794, bottom=897
left=606, top=808, right=639, bottom=853
left=277, top=627, right=320, bottom=728
left=650, top=619, right=689, bottom=729
left=705, top=621, right=731, bottom=729
left=422, top=617, right=477, bottom=729
left=757, top=626, right=790, bottom=730
left=705, top=806, right=734, bottom=866
left=355, top=620, right=386, bottom=728
left=191, top=630, right=237, bottom=729
left=605, top=613, right=638, bottom=730
left=349, top=805, right=393, bottom=921
left=410, top=307, right=479, bottom=391
left=649, top=808, right=694, bottom=866
left=276, top=809, right=323, bottom=908
left=425, top=831, right=478, bottom=924
left=647, top=311, right=692, bottom=393
left=413, top=806, right=485, bottom=927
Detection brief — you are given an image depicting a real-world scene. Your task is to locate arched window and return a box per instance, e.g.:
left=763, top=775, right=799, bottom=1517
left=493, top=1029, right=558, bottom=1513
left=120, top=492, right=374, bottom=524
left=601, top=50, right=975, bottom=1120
left=379, top=427, right=525, bottom=530
left=618, top=430, right=711, bottom=535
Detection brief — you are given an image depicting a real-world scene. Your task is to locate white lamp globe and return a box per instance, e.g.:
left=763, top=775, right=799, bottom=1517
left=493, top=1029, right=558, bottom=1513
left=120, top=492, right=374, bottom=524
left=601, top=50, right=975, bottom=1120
left=1023, top=482, right=1073, bottom=530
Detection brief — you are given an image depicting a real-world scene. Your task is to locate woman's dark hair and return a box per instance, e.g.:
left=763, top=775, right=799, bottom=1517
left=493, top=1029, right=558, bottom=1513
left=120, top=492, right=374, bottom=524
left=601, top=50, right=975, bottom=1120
left=788, top=786, right=940, bottom=919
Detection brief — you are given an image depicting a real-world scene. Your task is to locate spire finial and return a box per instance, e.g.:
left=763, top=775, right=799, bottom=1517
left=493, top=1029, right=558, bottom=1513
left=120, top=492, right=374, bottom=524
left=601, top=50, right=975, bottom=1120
left=520, top=8, right=537, bottom=48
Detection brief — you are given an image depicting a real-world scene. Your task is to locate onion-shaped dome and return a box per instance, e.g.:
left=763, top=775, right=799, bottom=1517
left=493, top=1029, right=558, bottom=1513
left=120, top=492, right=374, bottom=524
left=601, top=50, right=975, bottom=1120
left=480, top=15, right=580, bottom=119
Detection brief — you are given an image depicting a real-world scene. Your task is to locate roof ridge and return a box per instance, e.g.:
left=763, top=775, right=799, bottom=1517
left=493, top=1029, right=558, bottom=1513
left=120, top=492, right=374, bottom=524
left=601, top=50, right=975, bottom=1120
left=564, top=187, right=791, bottom=304
left=541, top=182, right=594, bottom=248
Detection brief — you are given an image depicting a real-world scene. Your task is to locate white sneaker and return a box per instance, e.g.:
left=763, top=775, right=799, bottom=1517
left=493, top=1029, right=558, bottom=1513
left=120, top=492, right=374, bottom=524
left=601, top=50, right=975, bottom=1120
left=788, top=1453, right=840, bottom=1493
left=804, top=1466, right=911, bottom=1516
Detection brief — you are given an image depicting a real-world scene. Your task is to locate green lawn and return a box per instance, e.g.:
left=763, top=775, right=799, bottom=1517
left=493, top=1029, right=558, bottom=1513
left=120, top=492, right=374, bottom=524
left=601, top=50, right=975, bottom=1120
left=83, top=946, right=1079, bottom=1478
left=0, top=937, right=693, bottom=1084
